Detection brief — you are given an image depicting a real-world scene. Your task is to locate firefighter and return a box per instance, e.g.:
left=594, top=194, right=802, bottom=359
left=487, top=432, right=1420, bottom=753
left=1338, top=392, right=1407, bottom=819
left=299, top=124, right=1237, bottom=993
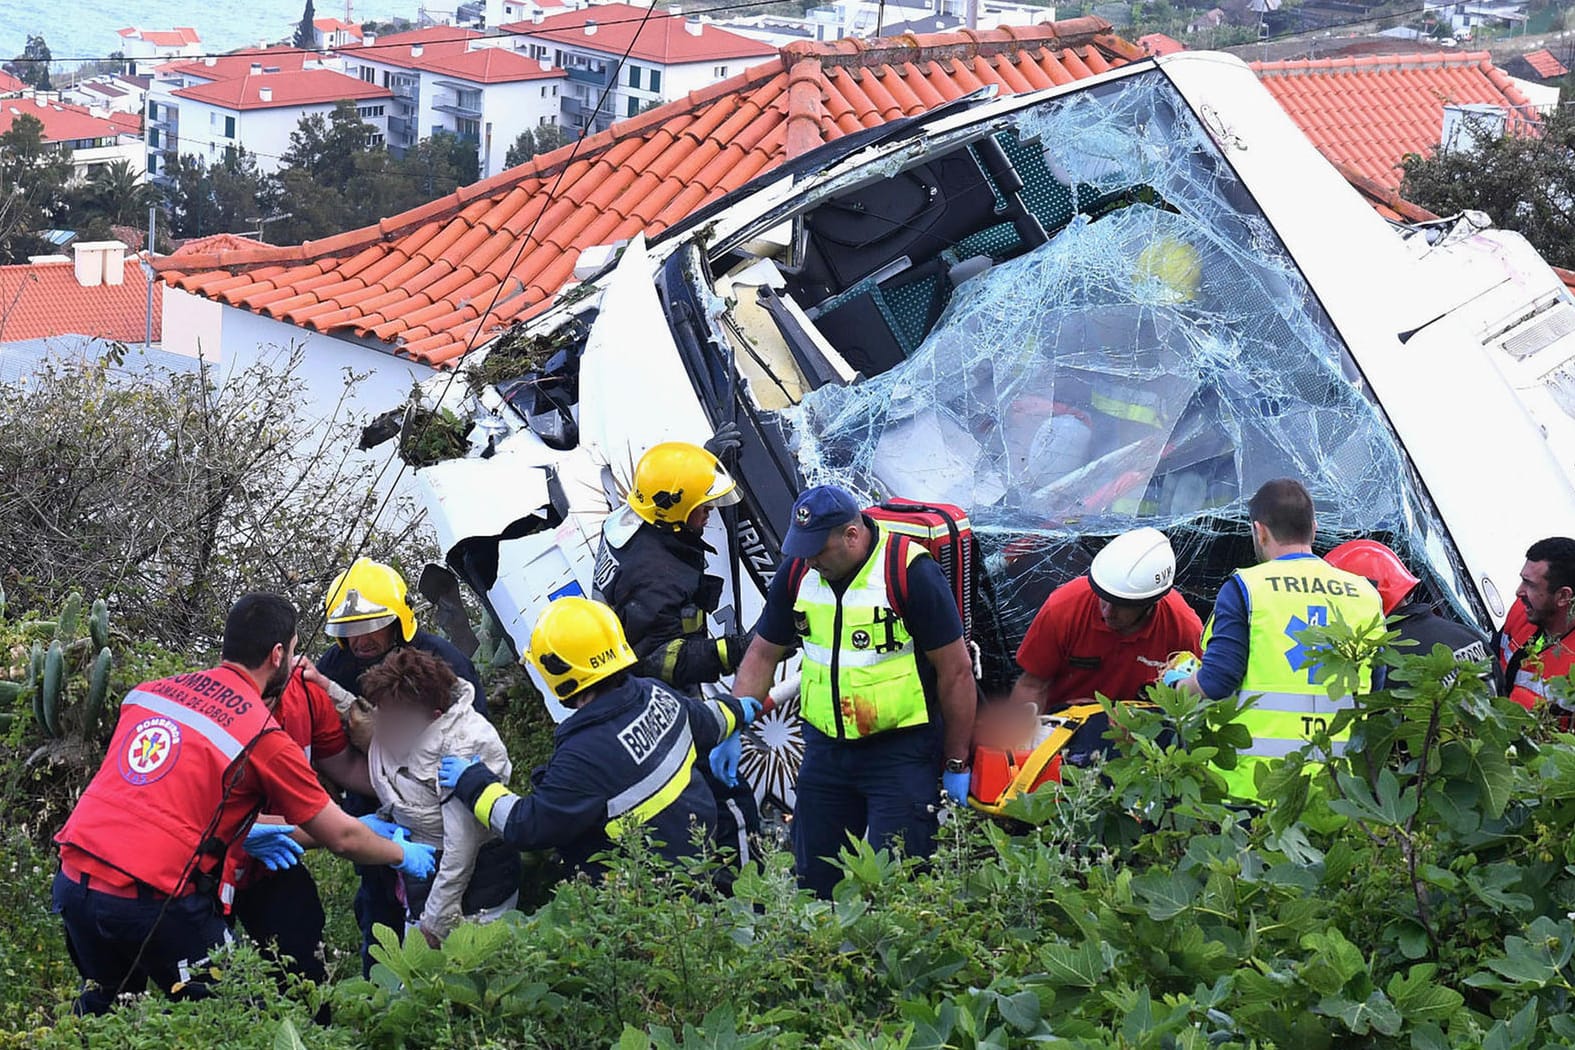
left=438, top=597, right=759, bottom=877
left=1324, top=539, right=1489, bottom=687
left=1007, top=526, right=1202, bottom=712
left=315, top=558, right=487, bottom=976
left=52, top=594, right=436, bottom=1015
left=593, top=434, right=759, bottom=865
left=1176, top=479, right=1384, bottom=800
left=1493, top=537, right=1575, bottom=713
left=730, top=485, right=978, bottom=898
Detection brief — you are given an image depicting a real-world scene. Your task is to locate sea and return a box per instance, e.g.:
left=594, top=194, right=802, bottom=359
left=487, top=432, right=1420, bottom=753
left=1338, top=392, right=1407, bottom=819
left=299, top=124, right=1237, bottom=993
left=0, top=0, right=435, bottom=73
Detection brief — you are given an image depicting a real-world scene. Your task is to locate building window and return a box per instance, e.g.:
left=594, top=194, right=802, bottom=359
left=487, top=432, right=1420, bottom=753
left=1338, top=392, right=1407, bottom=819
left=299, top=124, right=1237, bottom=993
left=366, top=132, right=385, bottom=147
left=649, top=69, right=661, bottom=92
left=456, top=117, right=481, bottom=141
left=224, top=115, right=236, bottom=138
left=713, top=65, right=728, bottom=78
left=148, top=127, right=160, bottom=147
left=627, top=96, right=639, bottom=117
left=627, top=65, right=641, bottom=88
left=359, top=65, right=376, bottom=82
left=358, top=104, right=385, bottom=118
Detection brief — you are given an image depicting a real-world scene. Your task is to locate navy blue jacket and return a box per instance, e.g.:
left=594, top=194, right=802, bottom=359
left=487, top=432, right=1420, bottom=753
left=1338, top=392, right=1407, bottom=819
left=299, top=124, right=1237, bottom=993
left=317, top=629, right=487, bottom=717
left=452, top=674, right=743, bottom=875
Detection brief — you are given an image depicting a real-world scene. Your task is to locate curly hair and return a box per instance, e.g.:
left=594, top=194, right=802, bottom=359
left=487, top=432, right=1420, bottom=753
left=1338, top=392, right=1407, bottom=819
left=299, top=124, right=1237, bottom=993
left=359, top=647, right=458, bottom=715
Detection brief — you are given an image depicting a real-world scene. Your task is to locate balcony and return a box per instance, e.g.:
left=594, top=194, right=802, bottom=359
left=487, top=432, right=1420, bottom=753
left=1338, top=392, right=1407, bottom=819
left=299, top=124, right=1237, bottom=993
left=433, top=99, right=483, bottom=119
left=388, top=115, right=413, bottom=141
left=566, top=64, right=612, bottom=87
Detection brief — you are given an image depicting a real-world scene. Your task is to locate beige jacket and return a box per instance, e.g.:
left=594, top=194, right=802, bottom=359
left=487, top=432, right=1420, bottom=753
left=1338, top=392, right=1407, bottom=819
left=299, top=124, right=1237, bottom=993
left=367, top=680, right=511, bottom=939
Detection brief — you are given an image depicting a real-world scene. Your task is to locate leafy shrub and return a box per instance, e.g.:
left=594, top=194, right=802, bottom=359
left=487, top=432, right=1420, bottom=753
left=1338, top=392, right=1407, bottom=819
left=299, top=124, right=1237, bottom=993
left=8, top=621, right=1575, bottom=1048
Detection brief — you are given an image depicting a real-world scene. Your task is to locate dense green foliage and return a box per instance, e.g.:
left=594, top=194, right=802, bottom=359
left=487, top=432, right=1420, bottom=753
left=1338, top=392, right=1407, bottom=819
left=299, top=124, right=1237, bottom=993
left=5, top=613, right=1575, bottom=1046
left=1401, top=104, right=1575, bottom=270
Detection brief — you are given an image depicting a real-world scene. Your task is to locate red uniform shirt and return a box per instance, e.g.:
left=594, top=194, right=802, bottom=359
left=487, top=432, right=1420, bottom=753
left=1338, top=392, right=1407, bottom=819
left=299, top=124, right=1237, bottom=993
left=58, top=666, right=333, bottom=898
left=1497, top=602, right=1575, bottom=711
left=1015, top=576, right=1203, bottom=708
left=273, top=674, right=348, bottom=762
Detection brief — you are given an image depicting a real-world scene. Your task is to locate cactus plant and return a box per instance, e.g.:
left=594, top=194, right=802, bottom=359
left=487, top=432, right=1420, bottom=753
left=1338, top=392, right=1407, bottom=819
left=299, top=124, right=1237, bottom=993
left=55, top=591, right=82, bottom=644
left=89, top=598, right=109, bottom=651
left=83, top=647, right=113, bottom=736
left=4, top=591, right=116, bottom=741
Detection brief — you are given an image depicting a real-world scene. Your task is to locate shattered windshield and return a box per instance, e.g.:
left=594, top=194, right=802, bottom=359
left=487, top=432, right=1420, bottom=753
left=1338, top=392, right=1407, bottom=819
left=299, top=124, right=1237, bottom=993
left=778, top=72, right=1474, bottom=646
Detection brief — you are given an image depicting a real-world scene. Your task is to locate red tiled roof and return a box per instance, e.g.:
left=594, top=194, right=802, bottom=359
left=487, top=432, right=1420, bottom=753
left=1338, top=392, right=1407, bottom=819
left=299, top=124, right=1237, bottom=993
left=0, top=98, right=124, bottom=143
left=1252, top=51, right=1535, bottom=188
left=0, top=258, right=161, bottom=344
left=315, top=17, right=365, bottom=39
left=0, top=70, right=25, bottom=94
left=172, top=69, right=393, bottom=111
left=121, top=27, right=202, bottom=47
left=406, top=46, right=567, bottom=84
left=1521, top=48, right=1569, bottom=80
left=501, top=4, right=777, bottom=66
left=348, top=27, right=482, bottom=69
left=171, top=233, right=268, bottom=255
left=1138, top=33, right=1184, bottom=56
left=158, top=47, right=310, bottom=81
left=107, top=111, right=142, bottom=136
left=158, top=19, right=1143, bottom=367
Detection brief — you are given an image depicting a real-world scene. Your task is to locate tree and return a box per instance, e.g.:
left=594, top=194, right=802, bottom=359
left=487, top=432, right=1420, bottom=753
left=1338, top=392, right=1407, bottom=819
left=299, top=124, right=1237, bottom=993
left=503, top=124, right=573, bottom=169
left=407, top=129, right=479, bottom=189
left=0, top=113, right=72, bottom=262
left=3, top=35, right=52, bottom=91
left=1400, top=105, right=1575, bottom=270
left=69, top=159, right=161, bottom=233
left=279, top=101, right=376, bottom=194
left=162, top=149, right=271, bottom=240
left=0, top=348, right=428, bottom=651
left=295, top=0, right=319, bottom=50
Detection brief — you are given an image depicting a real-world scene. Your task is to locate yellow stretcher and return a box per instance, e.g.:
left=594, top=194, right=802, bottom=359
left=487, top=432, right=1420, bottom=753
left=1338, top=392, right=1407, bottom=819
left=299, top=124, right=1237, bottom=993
left=967, top=701, right=1157, bottom=816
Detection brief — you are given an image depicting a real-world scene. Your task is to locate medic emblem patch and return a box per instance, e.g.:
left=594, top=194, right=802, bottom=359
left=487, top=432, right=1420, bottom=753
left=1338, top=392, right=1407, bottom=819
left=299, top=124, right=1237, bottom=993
left=119, top=717, right=182, bottom=786
left=794, top=504, right=812, bottom=526
left=851, top=629, right=871, bottom=650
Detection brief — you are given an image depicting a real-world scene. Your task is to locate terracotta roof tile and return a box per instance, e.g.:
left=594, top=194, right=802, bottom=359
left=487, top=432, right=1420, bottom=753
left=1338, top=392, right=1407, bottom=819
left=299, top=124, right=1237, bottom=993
left=500, top=3, right=776, bottom=66
left=1522, top=48, right=1569, bottom=80
left=0, top=256, right=160, bottom=344
left=1252, top=51, right=1536, bottom=188
left=0, top=97, right=125, bottom=144
left=158, top=18, right=1144, bottom=367
left=173, top=69, right=392, bottom=111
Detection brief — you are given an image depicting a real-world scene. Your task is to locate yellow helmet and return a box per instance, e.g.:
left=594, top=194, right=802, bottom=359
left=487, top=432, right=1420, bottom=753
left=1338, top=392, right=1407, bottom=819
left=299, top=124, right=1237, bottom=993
left=1134, top=236, right=1202, bottom=304
left=527, top=596, right=637, bottom=701
left=629, top=442, right=739, bottom=529
left=324, top=558, right=416, bottom=643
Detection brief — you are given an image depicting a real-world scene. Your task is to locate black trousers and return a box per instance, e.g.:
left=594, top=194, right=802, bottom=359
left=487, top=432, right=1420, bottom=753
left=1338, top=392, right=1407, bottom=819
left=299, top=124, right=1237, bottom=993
left=229, top=862, right=328, bottom=984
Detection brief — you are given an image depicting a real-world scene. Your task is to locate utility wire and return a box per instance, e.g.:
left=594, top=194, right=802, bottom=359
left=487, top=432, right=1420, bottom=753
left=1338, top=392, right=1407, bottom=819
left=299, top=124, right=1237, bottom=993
left=305, top=0, right=671, bottom=643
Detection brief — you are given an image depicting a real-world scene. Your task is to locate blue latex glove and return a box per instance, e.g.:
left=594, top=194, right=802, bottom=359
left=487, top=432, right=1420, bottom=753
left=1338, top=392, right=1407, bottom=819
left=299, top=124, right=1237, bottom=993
left=710, top=733, right=742, bottom=787
left=359, top=813, right=404, bottom=839
left=438, top=754, right=482, bottom=790
left=244, top=823, right=304, bottom=872
left=942, top=769, right=971, bottom=807
left=739, top=696, right=763, bottom=726
left=392, top=828, right=438, bottom=880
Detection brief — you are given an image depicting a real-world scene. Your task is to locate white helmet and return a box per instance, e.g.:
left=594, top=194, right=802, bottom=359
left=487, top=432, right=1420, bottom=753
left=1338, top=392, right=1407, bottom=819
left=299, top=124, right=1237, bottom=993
left=1089, top=527, right=1176, bottom=605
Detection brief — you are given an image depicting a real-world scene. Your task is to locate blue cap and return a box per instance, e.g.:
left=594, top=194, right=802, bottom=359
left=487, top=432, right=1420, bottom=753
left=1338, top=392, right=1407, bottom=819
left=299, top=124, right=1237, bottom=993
left=782, top=485, right=861, bottom=559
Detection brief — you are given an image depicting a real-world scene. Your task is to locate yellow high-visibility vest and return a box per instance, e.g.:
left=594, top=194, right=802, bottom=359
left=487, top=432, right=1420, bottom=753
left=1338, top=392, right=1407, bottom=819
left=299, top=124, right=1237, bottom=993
left=794, top=526, right=930, bottom=740
left=1202, top=554, right=1383, bottom=799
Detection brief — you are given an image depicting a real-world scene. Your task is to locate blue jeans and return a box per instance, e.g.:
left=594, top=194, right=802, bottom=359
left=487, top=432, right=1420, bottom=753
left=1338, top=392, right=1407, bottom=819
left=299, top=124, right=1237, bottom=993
left=53, top=869, right=233, bottom=1015
left=791, top=723, right=943, bottom=898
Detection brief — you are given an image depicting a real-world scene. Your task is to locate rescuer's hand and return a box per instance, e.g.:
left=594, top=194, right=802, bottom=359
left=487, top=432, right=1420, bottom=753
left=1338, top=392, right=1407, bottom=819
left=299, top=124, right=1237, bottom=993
left=245, top=823, right=305, bottom=872
left=703, top=421, right=743, bottom=459
left=358, top=813, right=405, bottom=839
left=942, top=769, right=971, bottom=807
left=709, top=734, right=742, bottom=786
left=438, top=755, right=482, bottom=790
left=391, top=828, right=438, bottom=879
left=740, top=697, right=763, bottom=725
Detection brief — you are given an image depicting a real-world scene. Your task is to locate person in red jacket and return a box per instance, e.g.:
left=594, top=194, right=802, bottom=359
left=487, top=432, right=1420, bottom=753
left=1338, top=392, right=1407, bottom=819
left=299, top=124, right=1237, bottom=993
left=1007, top=527, right=1202, bottom=712
left=53, top=594, right=437, bottom=1015
left=1495, top=537, right=1575, bottom=713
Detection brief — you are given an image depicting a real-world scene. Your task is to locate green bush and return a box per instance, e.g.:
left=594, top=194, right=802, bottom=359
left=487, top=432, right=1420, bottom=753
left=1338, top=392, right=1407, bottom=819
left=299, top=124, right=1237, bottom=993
left=8, top=621, right=1575, bottom=1048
